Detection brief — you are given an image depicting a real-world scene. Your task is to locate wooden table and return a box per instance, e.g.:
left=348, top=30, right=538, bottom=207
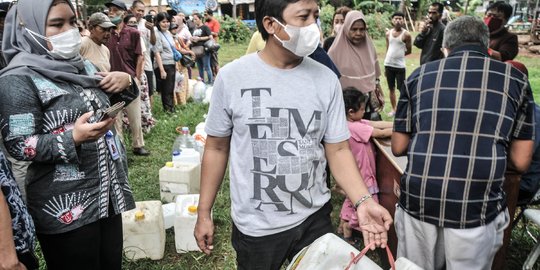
left=373, top=138, right=519, bottom=270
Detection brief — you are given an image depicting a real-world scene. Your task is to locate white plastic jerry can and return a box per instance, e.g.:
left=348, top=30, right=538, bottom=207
left=122, top=201, right=166, bottom=261
left=159, top=162, right=201, bottom=203
left=162, top=202, right=176, bottom=230
left=174, top=194, right=202, bottom=253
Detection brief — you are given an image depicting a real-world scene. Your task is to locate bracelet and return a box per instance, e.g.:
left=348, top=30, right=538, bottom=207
left=354, top=194, right=372, bottom=210
left=127, top=74, right=132, bottom=87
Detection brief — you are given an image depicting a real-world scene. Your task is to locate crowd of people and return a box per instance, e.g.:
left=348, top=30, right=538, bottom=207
left=0, top=0, right=536, bottom=269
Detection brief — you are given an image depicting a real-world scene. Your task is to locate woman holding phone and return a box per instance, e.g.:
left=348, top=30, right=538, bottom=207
left=0, top=0, right=137, bottom=269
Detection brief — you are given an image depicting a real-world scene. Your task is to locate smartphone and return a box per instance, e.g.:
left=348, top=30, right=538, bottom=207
left=99, top=101, right=125, bottom=121
left=144, top=14, right=154, bottom=23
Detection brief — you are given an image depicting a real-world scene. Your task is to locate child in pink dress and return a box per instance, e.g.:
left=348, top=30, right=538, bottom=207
left=339, top=87, right=393, bottom=243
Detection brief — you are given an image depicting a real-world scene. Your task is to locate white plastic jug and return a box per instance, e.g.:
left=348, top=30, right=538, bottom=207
left=174, top=194, right=202, bottom=253
left=159, top=162, right=201, bottom=203
left=122, top=201, right=165, bottom=261
left=174, top=148, right=200, bottom=165
left=162, top=202, right=176, bottom=230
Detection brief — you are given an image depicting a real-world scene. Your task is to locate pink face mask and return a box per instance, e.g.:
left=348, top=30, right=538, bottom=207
left=484, top=16, right=503, bottom=33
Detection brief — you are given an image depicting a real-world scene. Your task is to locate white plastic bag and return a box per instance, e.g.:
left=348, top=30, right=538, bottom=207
left=287, top=233, right=423, bottom=270
left=174, top=71, right=184, bottom=93
left=286, top=233, right=382, bottom=270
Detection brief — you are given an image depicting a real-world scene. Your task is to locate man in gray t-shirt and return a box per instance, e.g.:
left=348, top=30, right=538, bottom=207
left=194, top=0, right=392, bottom=268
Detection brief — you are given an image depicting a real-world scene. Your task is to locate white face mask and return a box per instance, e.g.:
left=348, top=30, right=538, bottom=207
left=26, top=27, right=82, bottom=60
left=333, top=24, right=343, bottom=35
left=272, top=18, right=320, bottom=57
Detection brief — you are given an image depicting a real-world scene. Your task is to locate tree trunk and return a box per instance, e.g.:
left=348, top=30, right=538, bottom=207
left=232, top=0, right=237, bottom=19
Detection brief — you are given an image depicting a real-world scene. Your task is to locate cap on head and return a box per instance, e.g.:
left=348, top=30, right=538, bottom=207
left=88, top=12, right=116, bottom=28
left=105, top=0, right=127, bottom=11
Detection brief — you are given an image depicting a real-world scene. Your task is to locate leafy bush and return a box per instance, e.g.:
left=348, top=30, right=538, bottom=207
left=218, top=15, right=253, bottom=43
left=320, top=4, right=336, bottom=37
left=363, top=12, right=392, bottom=39
left=355, top=1, right=395, bottom=14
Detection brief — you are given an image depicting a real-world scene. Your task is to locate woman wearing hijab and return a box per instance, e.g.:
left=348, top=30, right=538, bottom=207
left=0, top=0, right=137, bottom=269
left=328, top=10, right=382, bottom=120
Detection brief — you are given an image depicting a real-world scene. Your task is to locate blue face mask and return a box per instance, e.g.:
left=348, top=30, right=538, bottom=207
left=110, top=15, right=122, bottom=25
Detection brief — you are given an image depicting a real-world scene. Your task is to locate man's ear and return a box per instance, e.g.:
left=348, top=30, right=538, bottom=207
left=262, top=16, right=277, bottom=36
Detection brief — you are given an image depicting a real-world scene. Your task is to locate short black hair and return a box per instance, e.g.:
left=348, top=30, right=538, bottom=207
left=206, top=9, right=213, bottom=16
left=431, top=2, right=444, bottom=14
left=123, top=14, right=135, bottom=24
left=131, top=0, right=144, bottom=8
left=487, top=1, right=513, bottom=20
left=255, top=0, right=318, bottom=41
left=343, top=87, right=367, bottom=114
left=155, top=12, right=170, bottom=31
left=193, top=13, right=203, bottom=20
left=392, top=11, right=405, bottom=18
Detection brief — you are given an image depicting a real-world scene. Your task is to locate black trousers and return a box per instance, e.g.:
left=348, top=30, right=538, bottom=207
left=37, top=214, right=123, bottom=270
left=231, top=201, right=333, bottom=270
left=144, top=70, right=155, bottom=97
left=155, top=64, right=176, bottom=113
left=17, top=251, right=39, bottom=270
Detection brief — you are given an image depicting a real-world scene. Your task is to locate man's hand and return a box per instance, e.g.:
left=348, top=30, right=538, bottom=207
left=420, top=17, right=432, bottom=33
left=356, top=199, right=393, bottom=250
left=145, top=21, right=154, bottom=30
left=194, top=214, right=215, bottom=255
left=96, top=72, right=132, bottom=93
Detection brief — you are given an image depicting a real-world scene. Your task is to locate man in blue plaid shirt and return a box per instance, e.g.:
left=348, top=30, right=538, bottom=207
left=392, top=16, right=535, bottom=269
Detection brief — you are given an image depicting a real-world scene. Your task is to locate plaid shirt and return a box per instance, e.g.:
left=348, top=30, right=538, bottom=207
left=394, top=45, right=535, bottom=229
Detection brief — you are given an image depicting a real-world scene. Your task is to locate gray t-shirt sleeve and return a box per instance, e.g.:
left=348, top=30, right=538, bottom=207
left=205, top=74, right=232, bottom=137
left=323, top=80, right=350, bottom=143
left=152, top=28, right=162, bottom=53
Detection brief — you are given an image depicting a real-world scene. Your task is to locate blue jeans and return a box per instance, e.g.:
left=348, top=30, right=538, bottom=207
left=196, top=52, right=213, bottom=84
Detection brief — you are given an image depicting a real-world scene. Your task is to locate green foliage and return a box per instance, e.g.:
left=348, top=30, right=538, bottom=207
left=455, top=0, right=483, bottom=16
left=320, top=4, right=336, bottom=37
left=364, top=12, right=392, bottom=40
left=218, top=15, right=253, bottom=43
left=355, top=1, right=395, bottom=14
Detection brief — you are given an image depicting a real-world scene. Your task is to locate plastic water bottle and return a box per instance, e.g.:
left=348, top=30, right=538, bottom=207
left=193, top=78, right=206, bottom=103
left=179, top=127, right=195, bottom=149
left=172, top=136, right=182, bottom=161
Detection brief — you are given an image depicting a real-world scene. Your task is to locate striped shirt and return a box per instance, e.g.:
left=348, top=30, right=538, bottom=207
left=394, top=45, right=535, bottom=229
